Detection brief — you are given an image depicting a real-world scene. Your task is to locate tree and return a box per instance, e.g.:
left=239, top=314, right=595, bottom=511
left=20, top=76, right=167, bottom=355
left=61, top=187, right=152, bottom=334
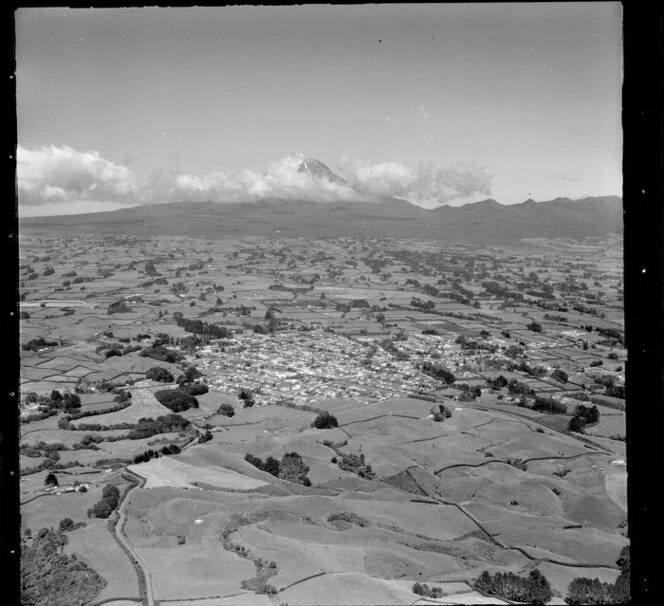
left=263, top=456, right=280, bottom=476
left=312, top=411, right=339, bottom=429
left=44, top=473, right=58, bottom=487
left=610, top=545, right=630, bottom=603
left=146, top=367, right=174, bottom=383
left=278, top=452, right=310, bottom=485
left=153, top=389, right=199, bottom=412
left=565, top=577, right=615, bottom=604
left=568, top=415, right=587, bottom=433
left=527, top=321, right=543, bottom=333
left=59, top=518, right=74, bottom=532
left=552, top=369, right=569, bottom=383
left=217, top=403, right=235, bottom=417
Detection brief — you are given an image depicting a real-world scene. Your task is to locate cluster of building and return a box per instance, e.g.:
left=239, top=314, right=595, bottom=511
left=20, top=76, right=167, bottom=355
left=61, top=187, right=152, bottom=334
left=190, top=330, right=443, bottom=404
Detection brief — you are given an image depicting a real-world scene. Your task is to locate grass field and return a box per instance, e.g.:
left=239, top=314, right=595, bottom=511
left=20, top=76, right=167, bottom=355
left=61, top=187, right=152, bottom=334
left=129, top=456, right=269, bottom=490
left=64, top=521, right=140, bottom=601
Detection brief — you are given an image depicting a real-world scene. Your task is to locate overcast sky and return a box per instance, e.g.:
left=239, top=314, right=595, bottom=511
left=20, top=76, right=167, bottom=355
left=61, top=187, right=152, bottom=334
left=16, top=4, right=623, bottom=216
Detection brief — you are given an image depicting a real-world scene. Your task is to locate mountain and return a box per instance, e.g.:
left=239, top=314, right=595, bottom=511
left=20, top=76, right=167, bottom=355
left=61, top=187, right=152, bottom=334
left=20, top=194, right=622, bottom=246
left=273, top=151, right=348, bottom=186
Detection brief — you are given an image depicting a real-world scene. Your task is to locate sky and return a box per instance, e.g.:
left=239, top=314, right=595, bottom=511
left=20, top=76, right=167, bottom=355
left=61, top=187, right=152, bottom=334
left=15, top=3, right=623, bottom=217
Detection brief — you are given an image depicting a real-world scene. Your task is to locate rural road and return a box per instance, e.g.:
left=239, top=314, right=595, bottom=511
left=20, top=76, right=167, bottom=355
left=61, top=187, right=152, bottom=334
left=114, top=475, right=155, bottom=606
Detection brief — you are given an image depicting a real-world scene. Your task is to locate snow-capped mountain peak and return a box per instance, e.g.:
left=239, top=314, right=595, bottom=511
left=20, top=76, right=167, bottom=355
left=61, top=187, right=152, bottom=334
left=274, top=152, right=347, bottom=185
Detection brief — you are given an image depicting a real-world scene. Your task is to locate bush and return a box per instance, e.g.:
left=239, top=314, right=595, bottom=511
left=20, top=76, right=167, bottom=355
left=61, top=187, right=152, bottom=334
left=107, top=300, right=132, bottom=315
left=44, top=472, right=58, bottom=487
left=146, top=367, right=174, bottom=383
left=527, top=321, right=543, bottom=333
left=59, top=517, right=74, bottom=532
left=568, top=404, right=600, bottom=433
left=552, top=369, right=569, bottom=383
left=217, top=403, right=235, bottom=417
left=312, top=411, right=339, bottom=429
left=154, top=389, right=199, bottom=412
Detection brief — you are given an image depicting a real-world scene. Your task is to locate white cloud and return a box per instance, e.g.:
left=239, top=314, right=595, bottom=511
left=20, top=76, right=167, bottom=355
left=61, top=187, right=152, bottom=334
left=17, top=144, right=493, bottom=209
left=336, top=156, right=493, bottom=208
left=17, top=145, right=140, bottom=205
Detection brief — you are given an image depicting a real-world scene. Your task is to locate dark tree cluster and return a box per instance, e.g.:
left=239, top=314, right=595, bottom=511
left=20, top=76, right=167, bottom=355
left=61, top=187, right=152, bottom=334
left=457, top=384, right=482, bottom=401
left=87, top=484, right=121, bottom=519
left=486, top=375, right=508, bottom=390
left=133, top=444, right=181, bottom=464
left=312, top=411, right=339, bottom=429
left=216, top=403, right=235, bottom=417
left=238, top=389, right=256, bottom=407
left=429, top=403, right=453, bottom=422
left=245, top=451, right=311, bottom=485
left=179, top=382, right=209, bottom=396
left=474, top=569, right=553, bottom=605
left=527, top=321, right=543, bottom=333
left=21, top=528, right=106, bottom=606
left=146, top=366, right=174, bottom=382
left=507, top=380, right=535, bottom=396
left=531, top=396, right=568, bottom=415
left=412, top=582, right=445, bottom=598
left=126, top=413, right=190, bottom=439
left=22, top=337, right=59, bottom=352
left=172, top=312, right=233, bottom=339
left=552, top=368, right=569, bottom=383
left=565, top=546, right=629, bottom=604
left=336, top=452, right=375, bottom=479
left=154, top=388, right=199, bottom=412
left=421, top=361, right=456, bottom=384
left=107, top=300, right=133, bottom=315
left=140, top=344, right=183, bottom=363
left=568, top=404, right=600, bottom=433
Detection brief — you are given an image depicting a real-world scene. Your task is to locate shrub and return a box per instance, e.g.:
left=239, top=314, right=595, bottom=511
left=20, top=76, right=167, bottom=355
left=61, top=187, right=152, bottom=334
left=487, top=375, right=508, bottom=390
left=44, top=472, right=58, bottom=487
left=312, top=411, right=339, bottom=429
left=146, top=367, right=174, bottom=383
left=59, top=517, right=74, bottom=532
left=552, top=369, right=569, bottom=383
left=154, top=389, right=199, bottom=412
left=107, top=300, right=132, bottom=315
left=217, top=403, right=235, bottom=417
left=527, top=321, right=543, bottom=333
left=239, top=389, right=255, bottom=407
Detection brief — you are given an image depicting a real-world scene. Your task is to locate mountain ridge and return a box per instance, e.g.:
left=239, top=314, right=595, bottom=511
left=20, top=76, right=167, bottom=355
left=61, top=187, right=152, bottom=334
left=20, top=195, right=622, bottom=246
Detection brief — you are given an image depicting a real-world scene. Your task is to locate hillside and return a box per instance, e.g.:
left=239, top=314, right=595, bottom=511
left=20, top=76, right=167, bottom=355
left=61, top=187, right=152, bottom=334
left=19, top=195, right=622, bottom=245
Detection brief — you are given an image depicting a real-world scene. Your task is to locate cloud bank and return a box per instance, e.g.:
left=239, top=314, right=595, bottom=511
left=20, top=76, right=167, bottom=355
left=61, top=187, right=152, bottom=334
left=17, top=144, right=492, bottom=209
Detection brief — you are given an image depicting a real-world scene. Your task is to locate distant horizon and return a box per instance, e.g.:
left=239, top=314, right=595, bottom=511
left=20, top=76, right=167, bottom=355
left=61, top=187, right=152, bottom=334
left=16, top=5, right=622, bottom=217
left=18, top=188, right=622, bottom=219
